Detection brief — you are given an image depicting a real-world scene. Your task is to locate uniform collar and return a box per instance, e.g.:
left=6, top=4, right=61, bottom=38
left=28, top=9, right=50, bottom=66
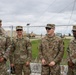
left=46, top=33, right=55, bottom=38
left=16, top=35, right=24, bottom=40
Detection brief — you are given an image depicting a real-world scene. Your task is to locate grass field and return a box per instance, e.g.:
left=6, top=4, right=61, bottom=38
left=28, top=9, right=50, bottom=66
left=63, top=39, right=70, bottom=58
left=31, top=40, right=40, bottom=59
left=31, top=39, right=70, bottom=59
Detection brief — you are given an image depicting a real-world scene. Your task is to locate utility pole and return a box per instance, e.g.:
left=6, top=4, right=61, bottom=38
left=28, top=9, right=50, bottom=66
left=27, top=23, right=30, bottom=38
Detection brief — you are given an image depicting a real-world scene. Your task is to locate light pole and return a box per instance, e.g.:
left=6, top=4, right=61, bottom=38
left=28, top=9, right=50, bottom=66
left=27, top=23, right=30, bottom=38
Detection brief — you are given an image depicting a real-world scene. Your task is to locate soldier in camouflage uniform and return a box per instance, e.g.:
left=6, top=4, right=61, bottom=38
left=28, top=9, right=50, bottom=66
left=0, top=19, right=6, bottom=34
left=0, top=19, right=11, bottom=75
left=39, top=24, right=64, bottom=75
left=5, top=26, right=32, bottom=75
left=67, top=25, right=76, bottom=75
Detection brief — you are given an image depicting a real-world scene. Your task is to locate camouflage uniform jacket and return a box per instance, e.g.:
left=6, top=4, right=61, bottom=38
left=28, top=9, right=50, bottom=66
left=0, top=32, right=11, bottom=61
left=39, top=34, right=64, bottom=64
left=68, top=38, right=76, bottom=62
left=5, top=36, right=32, bottom=64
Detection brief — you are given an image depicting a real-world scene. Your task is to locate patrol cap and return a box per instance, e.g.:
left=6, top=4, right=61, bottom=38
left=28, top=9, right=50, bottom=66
left=45, top=24, right=55, bottom=29
left=16, top=26, right=23, bottom=31
left=72, top=25, right=76, bottom=31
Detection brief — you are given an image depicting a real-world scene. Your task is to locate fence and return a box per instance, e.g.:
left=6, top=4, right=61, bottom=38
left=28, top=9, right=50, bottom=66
left=3, top=25, right=73, bottom=37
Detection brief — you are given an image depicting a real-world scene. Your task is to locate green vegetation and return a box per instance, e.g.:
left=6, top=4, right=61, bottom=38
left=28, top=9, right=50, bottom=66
left=31, top=39, right=70, bottom=59
left=63, top=39, right=70, bottom=58
left=31, top=40, right=40, bottom=59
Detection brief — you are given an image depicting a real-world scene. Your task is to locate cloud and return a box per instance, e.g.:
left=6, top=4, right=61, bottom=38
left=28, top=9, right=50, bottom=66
left=0, top=0, right=76, bottom=34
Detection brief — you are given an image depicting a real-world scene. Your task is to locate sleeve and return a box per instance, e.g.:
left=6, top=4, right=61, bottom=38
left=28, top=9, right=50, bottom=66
left=67, top=40, right=76, bottom=61
left=9, top=45, right=15, bottom=64
left=3, top=36, right=11, bottom=60
left=38, top=40, right=44, bottom=60
left=5, top=36, right=11, bottom=50
left=3, top=38, right=15, bottom=62
left=26, top=38, right=32, bottom=62
left=53, top=39, right=64, bottom=64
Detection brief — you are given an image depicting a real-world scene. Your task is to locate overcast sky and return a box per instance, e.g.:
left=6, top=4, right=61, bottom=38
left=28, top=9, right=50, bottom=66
left=0, top=0, right=76, bottom=34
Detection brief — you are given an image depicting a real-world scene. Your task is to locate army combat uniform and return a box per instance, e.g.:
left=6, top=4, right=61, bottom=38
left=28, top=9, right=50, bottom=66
left=67, top=25, right=76, bottom=75
left=0, top=28, right=11, bottom=75
left=5, top=26, right=32, bottom=75
left=39, top=24, right=64, bottom=75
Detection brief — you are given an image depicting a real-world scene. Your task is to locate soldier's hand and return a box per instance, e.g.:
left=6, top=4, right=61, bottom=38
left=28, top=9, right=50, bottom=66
left=42, top=59, right=47, bottom=65
left=0, top=57, right=4, bottom=62
left=49, top=61, right=55, bottom=66
left=26, top=61, right=30, bottom=66
left=10, top=64, right=14, bottom=67
left=68, top=60, right=74, bottom=68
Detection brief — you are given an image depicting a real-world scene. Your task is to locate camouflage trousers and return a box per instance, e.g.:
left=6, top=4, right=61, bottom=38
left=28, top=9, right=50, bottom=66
left=67, top=66, right=76, bottom=75
left=0, top=62, right=8, bottom=75
left=41, top=64, right=60, bottom=75
left=14, top=64, right=31, bottom=75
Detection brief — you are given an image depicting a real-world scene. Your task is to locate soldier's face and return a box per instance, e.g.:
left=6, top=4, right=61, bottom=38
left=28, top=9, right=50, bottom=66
left=16, top=29, right=23, bottom=35
left=46, top=27, right=54, bottom=35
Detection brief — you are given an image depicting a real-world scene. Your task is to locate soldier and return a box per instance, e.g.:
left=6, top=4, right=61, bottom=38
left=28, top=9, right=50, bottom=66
left=67, top=25, right=76, bottom=75
left=0, top=19, right=11, bottom=75
left=0, top=19, right=6, bottom=34
left=38, top=24, right=64, bottom=75
left=0, top=19, right=2, bottom=27
left=5, top=26, right=32, bottom=75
